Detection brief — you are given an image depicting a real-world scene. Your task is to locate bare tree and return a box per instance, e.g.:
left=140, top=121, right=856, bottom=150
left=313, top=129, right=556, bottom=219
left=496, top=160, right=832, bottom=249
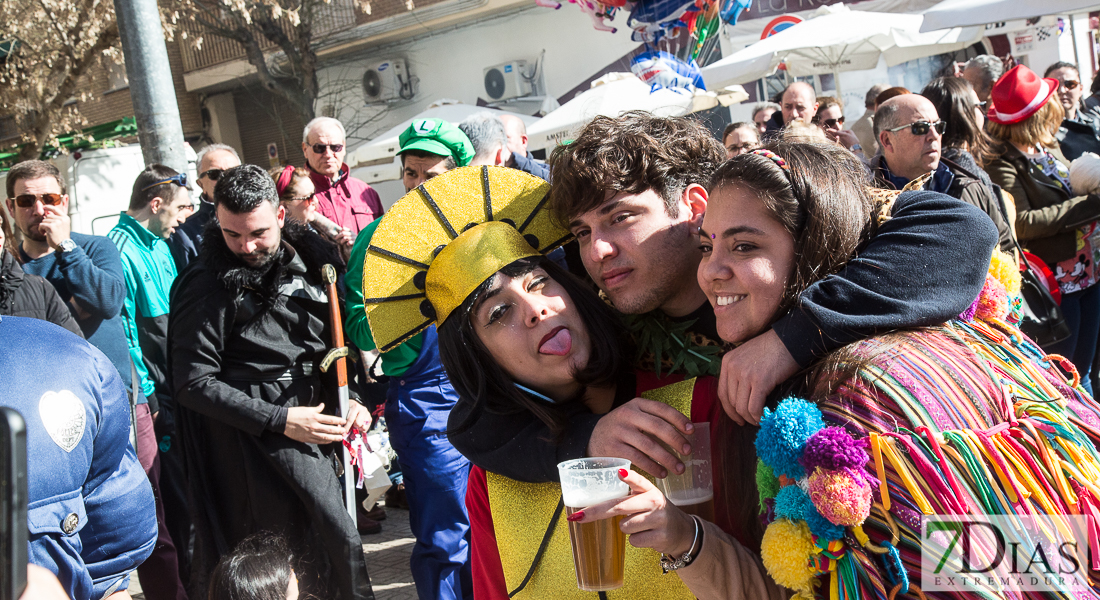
left=168, top=0, right=352, bottom=125
left=0, top=0, right=119, bottom=160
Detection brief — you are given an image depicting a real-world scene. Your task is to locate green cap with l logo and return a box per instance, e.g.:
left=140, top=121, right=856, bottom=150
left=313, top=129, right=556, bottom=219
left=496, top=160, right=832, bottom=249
left=397, top=118, right=475, bottom=167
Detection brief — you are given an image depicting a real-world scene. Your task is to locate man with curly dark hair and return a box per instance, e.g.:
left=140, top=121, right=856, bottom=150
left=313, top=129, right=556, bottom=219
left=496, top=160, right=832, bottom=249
left=447, top=111, right=999, bottom=541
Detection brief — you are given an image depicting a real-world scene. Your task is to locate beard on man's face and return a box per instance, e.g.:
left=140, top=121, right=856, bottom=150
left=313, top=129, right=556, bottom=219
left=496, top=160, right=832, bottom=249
left=18, top=218, right=46, bottom=242
left=233, top=236, right=282, bottom=270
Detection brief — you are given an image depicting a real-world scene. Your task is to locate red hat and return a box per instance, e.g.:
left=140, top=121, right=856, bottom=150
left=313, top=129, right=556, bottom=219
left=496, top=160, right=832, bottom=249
left=987, top=64, right=1059, bottom=125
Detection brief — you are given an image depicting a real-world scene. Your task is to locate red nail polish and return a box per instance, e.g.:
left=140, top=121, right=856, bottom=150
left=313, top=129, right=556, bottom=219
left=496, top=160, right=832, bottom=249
left=567, top=510, right=585, bottom=522
left=618, top=468, right=629, bottom=478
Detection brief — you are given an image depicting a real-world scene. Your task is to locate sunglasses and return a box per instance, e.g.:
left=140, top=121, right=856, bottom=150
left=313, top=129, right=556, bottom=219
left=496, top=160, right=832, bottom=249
left=140, top=172, right=189, bottom=192
left=310, top=143, right=344, bottom=154
left=285, top=192, right=316, bottom=202
left=200, top=169, right=223, bottom=181
left=822, top=116, right=845, bottom=128
left=12, top=193, right=63, bottom=208
left=1061, top=79, right=1081, bottom=90
left=886, top=120, right=946, bottom=136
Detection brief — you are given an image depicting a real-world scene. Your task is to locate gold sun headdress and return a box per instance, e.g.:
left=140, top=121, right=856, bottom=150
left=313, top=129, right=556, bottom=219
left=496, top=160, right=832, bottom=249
left=362, top=166, right=573, bottom=351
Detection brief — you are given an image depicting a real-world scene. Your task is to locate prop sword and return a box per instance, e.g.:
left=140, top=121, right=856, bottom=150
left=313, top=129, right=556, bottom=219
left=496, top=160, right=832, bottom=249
left=319, top=264, right=357, bottom=521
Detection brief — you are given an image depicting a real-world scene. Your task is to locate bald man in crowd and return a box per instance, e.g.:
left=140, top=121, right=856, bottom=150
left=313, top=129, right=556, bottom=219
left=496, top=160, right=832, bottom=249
left=870, top=94, right=1014, bottom=252
left=763, top=81, right=819, bottom=135
left=499, top=113, right=549, bottom=179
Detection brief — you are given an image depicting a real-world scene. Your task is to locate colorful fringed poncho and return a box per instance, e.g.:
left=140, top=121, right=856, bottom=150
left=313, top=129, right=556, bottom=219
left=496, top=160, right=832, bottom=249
left=755, top=252, right=1100, bottom=599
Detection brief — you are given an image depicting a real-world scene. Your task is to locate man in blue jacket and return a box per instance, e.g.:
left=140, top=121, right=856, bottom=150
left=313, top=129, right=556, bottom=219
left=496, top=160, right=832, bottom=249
left=0, top=315, right=156, bottom=600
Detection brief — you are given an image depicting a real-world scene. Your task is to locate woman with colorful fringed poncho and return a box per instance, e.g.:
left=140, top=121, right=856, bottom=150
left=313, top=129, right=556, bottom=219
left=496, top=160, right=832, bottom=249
left=571, top=141, right=1100, bottom=599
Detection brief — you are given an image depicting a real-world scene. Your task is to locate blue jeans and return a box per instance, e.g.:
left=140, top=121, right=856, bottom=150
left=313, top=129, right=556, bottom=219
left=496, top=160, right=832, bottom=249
left=1046, top=282, right=1100, bottom=396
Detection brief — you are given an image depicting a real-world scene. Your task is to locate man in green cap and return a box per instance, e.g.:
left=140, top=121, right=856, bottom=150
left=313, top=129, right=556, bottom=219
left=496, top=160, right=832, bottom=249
left=398, top=118, right=475, bottom=191
left=345, top=118, right=474, bottom=600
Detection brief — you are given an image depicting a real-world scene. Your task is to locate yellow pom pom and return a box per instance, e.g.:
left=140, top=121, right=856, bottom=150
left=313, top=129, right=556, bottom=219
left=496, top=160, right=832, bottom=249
left=988, top=250, right=1022, bottom=296
left=761, top=519, right=819, bottom=595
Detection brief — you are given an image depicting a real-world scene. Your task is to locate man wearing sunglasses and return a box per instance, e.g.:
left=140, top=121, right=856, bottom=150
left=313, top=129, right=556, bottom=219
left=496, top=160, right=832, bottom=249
left=301, top=117, right=384, bottom=237
left=872, top=94, right=1015, bottom=252
left=168, top=143, right=241, bottom=272
left=5, top=160, right=139, bottom=404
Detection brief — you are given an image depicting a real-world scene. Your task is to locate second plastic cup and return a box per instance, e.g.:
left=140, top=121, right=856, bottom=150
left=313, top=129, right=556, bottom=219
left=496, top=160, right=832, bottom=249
left=657, top=422, right=714, bottom=522
left=557, top=457, right=631, bottom=591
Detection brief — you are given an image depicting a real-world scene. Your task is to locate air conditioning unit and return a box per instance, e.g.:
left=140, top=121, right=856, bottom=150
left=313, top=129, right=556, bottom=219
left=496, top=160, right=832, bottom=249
left=483, top=61, right=531, bottom=102
left=363, top=59, right=407, bottom=103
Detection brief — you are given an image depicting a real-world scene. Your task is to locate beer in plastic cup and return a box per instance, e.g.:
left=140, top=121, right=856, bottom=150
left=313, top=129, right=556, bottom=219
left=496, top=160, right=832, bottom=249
left=657, top=422, right=714, bottom=522
left=557, top=457, right=631, bottom=591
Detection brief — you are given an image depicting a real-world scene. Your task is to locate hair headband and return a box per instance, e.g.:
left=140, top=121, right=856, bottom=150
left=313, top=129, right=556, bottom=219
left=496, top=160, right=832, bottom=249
left=751, top=149, right=791, bottom=173
left=275, top=165, right=296, bottom=197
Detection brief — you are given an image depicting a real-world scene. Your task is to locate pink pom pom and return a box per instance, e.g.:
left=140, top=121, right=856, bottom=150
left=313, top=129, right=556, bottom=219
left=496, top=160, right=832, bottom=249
left=974, top=273, right=1009, bottom=321
left=806, top=467, right=872, bottom=526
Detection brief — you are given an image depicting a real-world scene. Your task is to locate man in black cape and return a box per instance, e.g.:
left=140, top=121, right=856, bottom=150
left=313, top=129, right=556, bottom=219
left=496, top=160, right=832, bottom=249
left=168, top=164, right=374, bottom=599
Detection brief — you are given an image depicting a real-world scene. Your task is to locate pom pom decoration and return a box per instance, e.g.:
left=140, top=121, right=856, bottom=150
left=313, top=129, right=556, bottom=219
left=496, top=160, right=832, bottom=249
left=774, top=484, right=812, bottom=520
left=761, top=519, right=819, bottom=598
left=974, top=273, right=1010, bottom=321
left=806, top=467, right=872, bottom=526
left=776, top=484, right=847, bottom=541
left=756, top=460, right=780, bottom=512
left=805, top=506, right=847, bottom=543
left=988, top=250, right=1022, bottom=296
left=756, top=398, right=825, bottom=479
left=801, top=426, right=867, bottom=471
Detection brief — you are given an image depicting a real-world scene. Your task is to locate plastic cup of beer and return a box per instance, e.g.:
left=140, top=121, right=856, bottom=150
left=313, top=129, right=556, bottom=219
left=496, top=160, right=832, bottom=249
left=657, top=422, right=714, bottom=522
left=557, top=457, right=631, bottom=592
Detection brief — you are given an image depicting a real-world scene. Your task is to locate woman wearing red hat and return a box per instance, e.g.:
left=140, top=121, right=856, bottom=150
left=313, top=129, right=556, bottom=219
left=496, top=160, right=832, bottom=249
left=987, top=64, right=1100, bottom=395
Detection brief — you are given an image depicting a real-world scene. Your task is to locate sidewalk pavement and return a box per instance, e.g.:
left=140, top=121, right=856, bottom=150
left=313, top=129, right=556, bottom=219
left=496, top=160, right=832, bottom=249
left=131, top=502, right=417, bottom=600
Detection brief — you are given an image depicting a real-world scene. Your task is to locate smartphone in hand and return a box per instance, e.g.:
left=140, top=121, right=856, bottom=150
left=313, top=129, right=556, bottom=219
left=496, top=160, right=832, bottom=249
left=0, top=408, right=27, bottom=600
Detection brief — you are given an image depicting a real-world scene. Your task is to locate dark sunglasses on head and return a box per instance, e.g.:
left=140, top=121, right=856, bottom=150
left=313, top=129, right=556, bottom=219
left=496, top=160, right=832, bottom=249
left=12, top=193, right=63, bottom=208
left=200, top=168, right=223, bottom=181
left=886, top=120, right=946, bottom=136
left=1061, top=79, right=1081, bottom=90
left=311, top=143, right=344, bottom=154
left=823, top=116, right=845, bottom=128
left=140, top=172, right=188, bottom=192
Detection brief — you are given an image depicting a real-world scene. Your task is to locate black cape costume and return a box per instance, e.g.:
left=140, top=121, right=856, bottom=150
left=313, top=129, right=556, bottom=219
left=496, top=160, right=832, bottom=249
left=168, top=219, right=373, bottom=600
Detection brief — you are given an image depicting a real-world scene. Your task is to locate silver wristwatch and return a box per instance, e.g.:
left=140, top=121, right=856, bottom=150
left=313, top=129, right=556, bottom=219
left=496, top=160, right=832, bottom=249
left=57, top=239, right=77, bottom=253
left=660, top=515, right=703, bottom=572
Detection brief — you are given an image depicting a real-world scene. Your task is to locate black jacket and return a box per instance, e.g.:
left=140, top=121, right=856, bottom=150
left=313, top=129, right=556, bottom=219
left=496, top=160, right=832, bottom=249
left=167, top=198, right=215, bottom=273
left=1056, top=111, right=1100, bottom=162
left=0, top=250, right=82, bottom=337
left=169, top=220, right=372, bottom=600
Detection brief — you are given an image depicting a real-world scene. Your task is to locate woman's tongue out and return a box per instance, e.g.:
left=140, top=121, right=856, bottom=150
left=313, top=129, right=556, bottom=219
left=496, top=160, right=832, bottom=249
left=538, top=327, right=572, bottom=356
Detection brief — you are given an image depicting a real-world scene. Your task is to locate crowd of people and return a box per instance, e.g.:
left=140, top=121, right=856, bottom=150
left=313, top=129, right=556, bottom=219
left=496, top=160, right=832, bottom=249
left=5, top=53, right=1100, bottom=600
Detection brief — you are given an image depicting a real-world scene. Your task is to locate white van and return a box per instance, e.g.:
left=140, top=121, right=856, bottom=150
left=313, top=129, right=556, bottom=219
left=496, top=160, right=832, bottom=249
left=0, top=144, right=199, bottom=237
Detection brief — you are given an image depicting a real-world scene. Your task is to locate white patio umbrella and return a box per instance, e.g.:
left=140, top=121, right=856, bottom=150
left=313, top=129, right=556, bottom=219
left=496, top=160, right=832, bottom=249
left=348, top=102, right=540, bottom=169
left=526, top=73, right=739, bottom=153
left=921, top=0, right=1100, bottom=32
left=700, top=5, right=983, bottom=94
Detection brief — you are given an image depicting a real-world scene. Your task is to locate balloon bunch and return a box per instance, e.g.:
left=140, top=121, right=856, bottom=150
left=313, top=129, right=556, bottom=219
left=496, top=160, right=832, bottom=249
left=536, top=0, right=753, bottom=64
